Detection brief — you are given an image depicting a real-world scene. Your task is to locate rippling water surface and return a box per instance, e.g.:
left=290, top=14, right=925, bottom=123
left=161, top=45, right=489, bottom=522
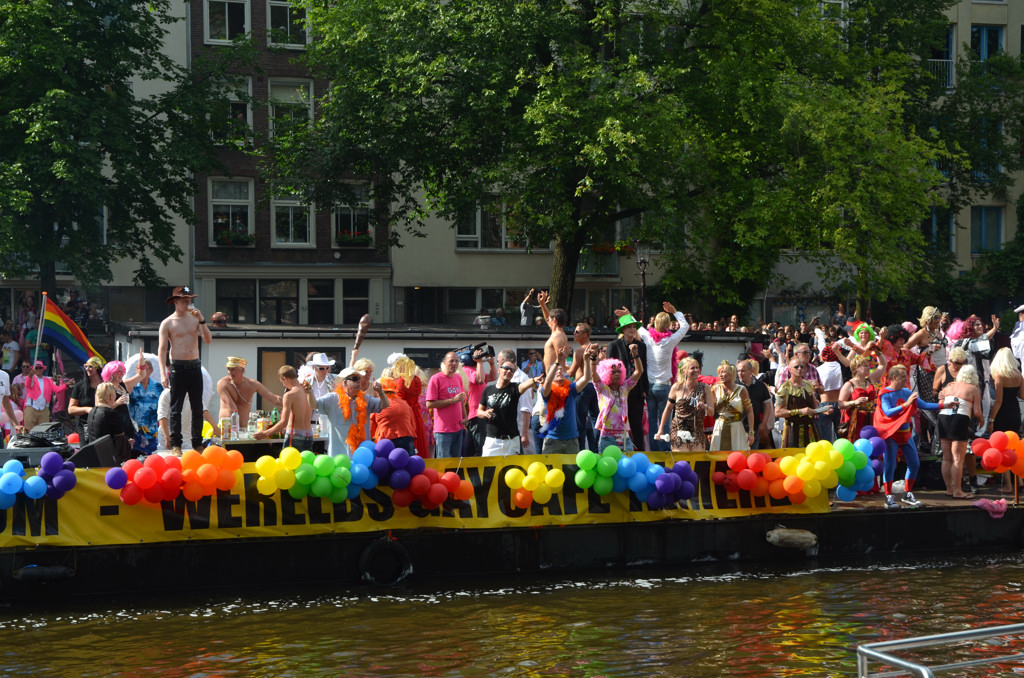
left=3, top=555, right=1024, bottom=677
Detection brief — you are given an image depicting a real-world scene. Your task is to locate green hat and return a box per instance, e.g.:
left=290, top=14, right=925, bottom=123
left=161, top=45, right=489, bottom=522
left=616, top=313, right=640, bottom=333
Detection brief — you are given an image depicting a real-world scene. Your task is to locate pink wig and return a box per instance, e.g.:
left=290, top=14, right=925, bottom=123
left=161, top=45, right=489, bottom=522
left=101, top=360, right=126, bottom=382
left=902, top=321, right=917, bottom=335
left=946, top=318, right=967, bottom=341
left=596, top=358, right=626, bottom=384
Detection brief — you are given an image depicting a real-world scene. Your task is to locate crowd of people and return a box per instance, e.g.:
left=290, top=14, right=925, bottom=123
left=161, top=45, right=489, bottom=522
left=3, top=284, right=1024, bottom=511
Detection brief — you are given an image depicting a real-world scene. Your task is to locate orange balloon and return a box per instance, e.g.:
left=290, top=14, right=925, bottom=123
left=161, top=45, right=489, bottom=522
left=197, top=463, right=218, bottom=485
left=181, top=468, right=197, bottom=484
left=200, top=482, right=217, bottom=497
left=752, top=477, right=770, bottom=497
left=1012, top=456, right=1024, bottom=478
left=203, top=445, right=227, bottom=467
left=782, top=475, right=804, bottom=494
left=1006, top=430, right=1021, bottom=449
left=513, top=488, right=533, bottom=509
left=768, top=479, right=788, bottom=500
left=762, top=461, right=783, bottom=481
left=181, top=450, right=204, bottom=472
left=789, top=491, right=807, bottom=505
left=182, top=480, right=204, bottom=501
left=216, top=468, right=237, bottom=491
left=224, top=449, right=244, bottom=471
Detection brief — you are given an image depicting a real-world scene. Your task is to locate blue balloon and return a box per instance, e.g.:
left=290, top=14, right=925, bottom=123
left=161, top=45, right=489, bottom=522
left=350, top=463, right=370, bottom=486
left=635, top=487, right=651, bottom=502
left=0, top=472, right=22, bottom=495
left=0, top=492, right=15, bottom=510
left=854, top=438, right=873, bottom=456
left=2, top=459, right=24, bottom=478
left=358, top=440, right=376, bottom=451
left=616, top=457, right=636, bottom=478
left=855, top=466, right=875, bottom=485
left=346, top=483, right=361, bottom=500
left=405, top=454, right=426, bottom=476
left=23, top=476, right=46, bottom=500
left=627, top=472, right=649, bottom=493
left=352, top=447, right=374, bottom=467
left=835, top=485, right=858, bottom=502
left=644, top=464, right=665, bottom=483
left=611, top=474, right=628, bottom=492
left=360, top=470, right=379, bottom=489
left=631, top=453, right=650, bottom=474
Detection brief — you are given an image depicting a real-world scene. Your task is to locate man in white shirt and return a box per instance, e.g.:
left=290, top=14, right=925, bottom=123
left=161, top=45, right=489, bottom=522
left=1011, top=304, right=1024, bottom=367
left=0, top=369, right=21, bottom=440
left=1, top=330, right=19, bottom=375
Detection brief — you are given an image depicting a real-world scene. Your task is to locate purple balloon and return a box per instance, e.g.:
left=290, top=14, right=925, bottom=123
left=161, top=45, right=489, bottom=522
left=654, top=474, right=674, bottom=494
left=647, top=490, right=667, bottom=510
left=388, top=448, right=410, bottom=469
left=62, top=461, right=76, bottom=472
left=389, top=468, right=411, bottom=490
left=678, top=480, right=695, bottom=500
left=871, top=458, right=883, bottom=474
left=53, top=469, right=77, bottom=492
left=374, top=439, right=395, bottom=457
left=672, top=461, right=692, bottom=477
left=860, top=425, right=879, bottom=440
left=39, top=452, right=64, bottom=476
left=406, top=454, right=426, bottom=476
left=869, top=436, right=886, bottom=458
left=105, top=467, right=128, bottom=490
left=45, top=486, right=66, bottom=501
left=370, top=456, right=391, bottom=479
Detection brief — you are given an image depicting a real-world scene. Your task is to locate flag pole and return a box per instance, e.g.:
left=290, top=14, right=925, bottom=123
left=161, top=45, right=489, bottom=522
left=31, top=293, right=46, bottom=368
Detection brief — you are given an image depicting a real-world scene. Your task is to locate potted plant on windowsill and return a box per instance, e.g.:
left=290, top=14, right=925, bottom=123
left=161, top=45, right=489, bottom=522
left=214, top=229, right=256, bottom=247
left=336, top=231, right=373, bottom=247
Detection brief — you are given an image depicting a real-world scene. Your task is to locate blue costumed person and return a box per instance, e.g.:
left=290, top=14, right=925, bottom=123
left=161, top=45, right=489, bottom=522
left=872, top=364, right=948, bottom=509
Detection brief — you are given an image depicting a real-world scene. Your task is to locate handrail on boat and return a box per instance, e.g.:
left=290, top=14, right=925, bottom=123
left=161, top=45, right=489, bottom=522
left=856, top=623, right=1024, bottom=677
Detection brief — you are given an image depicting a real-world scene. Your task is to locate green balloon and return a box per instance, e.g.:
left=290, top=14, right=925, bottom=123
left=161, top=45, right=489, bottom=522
left=333, top=454, right=351, bottom=469
left=288, top=483, right=310, bottom=500
left=833, top=438, right=855, bottom=457
left=575, top=468, right=596, bottom=489
left=851, top=450, right=869, bottom=470
left=596, top=456, right=618, bottom=477
left=576, top=450, right=598, bottom=470
left=311, top=476, right=333, bottom=498
left=313, top=455, right=334, bottom=477
left=836, top=463, right=856, bottom=487
left=593, top=475, right=614, bottom=496
left=300, top=450, right=316, bottom=465
left=601, top=445, right=623, bottom=461
left=329, top=485, right=349, bottom=504
left=330, top=468, right=351, bottom=488
left=294, top=465, right=316, bottom=485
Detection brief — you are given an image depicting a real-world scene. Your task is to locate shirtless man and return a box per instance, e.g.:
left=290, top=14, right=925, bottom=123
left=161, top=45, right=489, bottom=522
left=254, top=365, right=313, bottom=449
left=216, top=356, right=282, bottom=423
left=158, top=285, right=213, bottom=455
left=537, top=290, right=568, bottom=371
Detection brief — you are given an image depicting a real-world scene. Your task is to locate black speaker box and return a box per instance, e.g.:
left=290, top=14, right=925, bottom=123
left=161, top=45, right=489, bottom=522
left=68, top=435, right=122, bottom=467
left=0, top=449, right=54, bottom=468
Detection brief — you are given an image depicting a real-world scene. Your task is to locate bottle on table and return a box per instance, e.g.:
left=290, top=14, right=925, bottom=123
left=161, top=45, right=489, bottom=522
left=247, top=412, right=258, bottom=438
left=230, top=409, right=240, bottom=441
left=219, top=416, right=231, bottom=442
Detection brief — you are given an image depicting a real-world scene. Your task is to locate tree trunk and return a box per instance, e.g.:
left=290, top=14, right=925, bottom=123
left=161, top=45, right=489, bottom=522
left=548, top=230, right=587, bottom=316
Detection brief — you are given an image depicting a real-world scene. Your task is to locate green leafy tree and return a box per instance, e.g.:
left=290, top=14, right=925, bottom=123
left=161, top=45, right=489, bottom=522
left=272, top=0, right=951, bottom=315
left=0, top=0, right=250, bottom=295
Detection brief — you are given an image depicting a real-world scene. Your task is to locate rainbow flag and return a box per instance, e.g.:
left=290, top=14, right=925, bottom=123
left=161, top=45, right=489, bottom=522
left=40, top=295, right=103, bottom=366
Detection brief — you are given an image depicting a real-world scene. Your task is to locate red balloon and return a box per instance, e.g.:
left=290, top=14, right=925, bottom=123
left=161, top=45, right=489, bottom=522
left=1003, top=450, right=1018, bottom=468
left=736, top=469, right=758, bottom=491
left=513, top=488, right=533, bottom=509
left=120, top=482, right=143, bottom=505
left=409, top=474, right=431, bottom=497
left=727, top=452, right=748, bottom=472
left=990, top=431, right=1009, bottom=451
left=67, top=433, right=80, bottom=444
left=982, top=448, right=1003, bottom=471
left=122, top=459, right=143, bottom=478
left=422, top=467, right=440, bottom=485
left=133, top=466, right=157, bottom=490
left=163, top=455, right=183, bottom=472
left=392, top=489, right=414, bottom=507
left=420, top=499, right=439, bottom=511
left=143, top=484, right=164, bottom=504
left=161, top=468, right=183, bottom=490
left=747, top=453, right=768, bottom=473
left=752, top=477, right=770, bottom=497
left=454, top=479, right=474, bottom=501
left=711, top=471, right=726, bottom=485
left=722, top=475, right=739, bottom=493
left=971, top=438, right=989, bottom=456
left=789, top=491, right=807, bottom=505
left=426, top=482, right=448, bottom=505
left=440, top=471, right=461, bottom=494
left=143, top=454, right=167, bottom=474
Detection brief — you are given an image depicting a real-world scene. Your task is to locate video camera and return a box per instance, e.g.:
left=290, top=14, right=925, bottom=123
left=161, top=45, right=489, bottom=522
left=456, top=342, right=495, bottom=367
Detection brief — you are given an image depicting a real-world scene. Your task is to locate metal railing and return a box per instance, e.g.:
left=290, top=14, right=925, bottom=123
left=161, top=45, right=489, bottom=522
left=857, top=623, right=1024, bottom=677
left=927, top=58, right=954, bottom=90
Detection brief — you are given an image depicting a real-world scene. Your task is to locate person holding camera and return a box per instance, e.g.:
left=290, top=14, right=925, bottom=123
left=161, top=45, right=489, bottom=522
left=463, top=343, right=496, bottom=456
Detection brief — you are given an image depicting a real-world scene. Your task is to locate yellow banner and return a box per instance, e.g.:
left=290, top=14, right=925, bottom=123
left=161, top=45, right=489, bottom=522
left=0, top=451, right=827, bottom=548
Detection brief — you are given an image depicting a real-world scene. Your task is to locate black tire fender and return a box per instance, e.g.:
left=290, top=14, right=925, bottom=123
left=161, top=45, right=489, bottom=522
left=359, top=537, right=412, bottom=586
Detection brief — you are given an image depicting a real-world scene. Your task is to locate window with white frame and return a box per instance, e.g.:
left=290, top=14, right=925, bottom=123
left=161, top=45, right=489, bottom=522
left=971, top=25, right=1003, bottom=61
left=212, top=78, right=252, bottom=146
left=268, top=80, right=312, bottom=137
left=206, top=0, right=249, bottom=44
left=210, top=178, right=254, bottom=246
left=333, top=184, right=372, bottom=246
left=820, top=1, right=846, bottom=30
left=268, top=0, right=308, bottom=47
left=455, top=198, right=534, bottom=250
left=272, top=193, right=312, bottom=246
left=971, top=206, right=1001, bottom=253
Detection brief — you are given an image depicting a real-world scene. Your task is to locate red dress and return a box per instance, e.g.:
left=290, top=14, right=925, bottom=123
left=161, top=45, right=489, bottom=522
left=842, top=382, right=877, bottom=440
left=401, top=377, right=429, bottom=458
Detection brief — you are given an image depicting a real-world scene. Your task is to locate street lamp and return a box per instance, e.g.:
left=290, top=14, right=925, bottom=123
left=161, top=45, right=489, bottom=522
left=634, top=241, right=652, bottom=323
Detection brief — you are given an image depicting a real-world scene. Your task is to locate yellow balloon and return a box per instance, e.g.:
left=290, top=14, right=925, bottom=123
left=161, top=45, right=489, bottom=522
left=202, top=421, right=214, bottom=439
left=803, top=479, right=822, bottom=498
left=779, top=456, right=799, bottom=476
left=274, top=467, right=296, bottom=490
left=796, top=462, right=816, bottom=481
left=814, top=460, right=831, bottom=480
left=545, top=468, right=566, bottom=489
left=255, top=475, right=278, bottom=495
left=279, top=447, right=302, bottom=471
left=528, top=461, right=547, bottom=479
left=824, top=470, right=839, bottom=488
left=255, top=455, right=278, bottom=478
left=828, top=450, right=845, bottom=470
left=522, top=474, right=541, bottom=491
left=804, top=442, right=818, bottom=456
left=532, top=484, right=553, bottom=504
left=504, top=468, right=525, bottom=490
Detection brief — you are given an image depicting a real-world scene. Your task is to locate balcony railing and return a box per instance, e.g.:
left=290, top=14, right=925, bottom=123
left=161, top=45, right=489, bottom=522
left=927, top=58, right=954, bottom=89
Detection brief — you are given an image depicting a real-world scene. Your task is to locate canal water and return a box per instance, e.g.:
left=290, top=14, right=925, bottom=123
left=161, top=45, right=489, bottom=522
left=2, top=554, right=1023, bottom=677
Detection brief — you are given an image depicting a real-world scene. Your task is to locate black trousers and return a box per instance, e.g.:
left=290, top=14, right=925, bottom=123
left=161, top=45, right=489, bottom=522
left=626, top=387, right=647, bottom=452
left=169, top=360, right=204, bottom=449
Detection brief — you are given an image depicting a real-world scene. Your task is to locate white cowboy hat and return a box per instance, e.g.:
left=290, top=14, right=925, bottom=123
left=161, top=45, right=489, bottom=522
left=308, top=352, right=336, bottom=367
left=338, top=367, right=365, bottom=381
